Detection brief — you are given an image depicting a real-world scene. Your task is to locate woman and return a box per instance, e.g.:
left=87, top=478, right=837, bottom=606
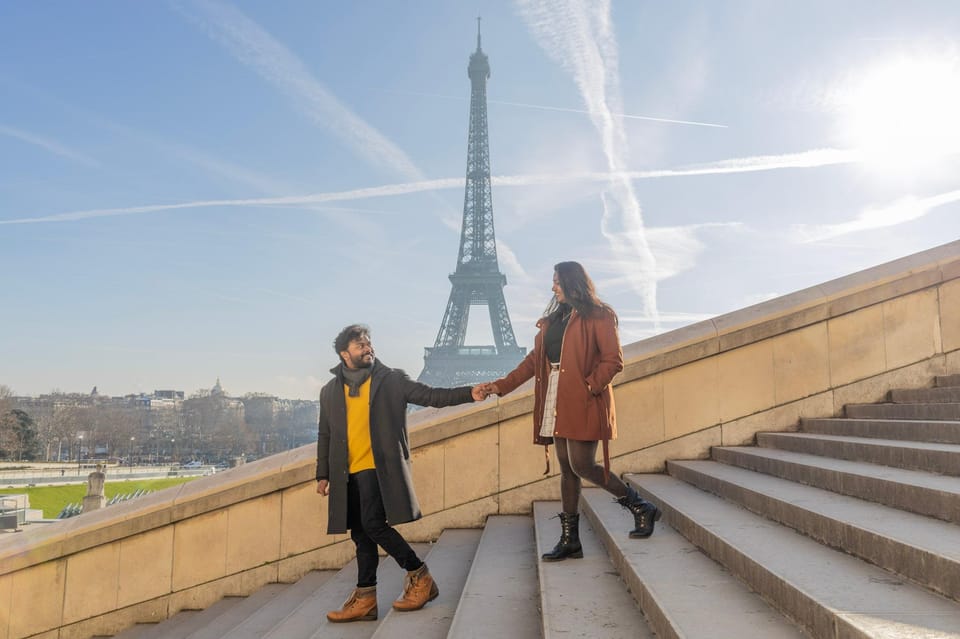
left=487, top=261, right=660, bottom=561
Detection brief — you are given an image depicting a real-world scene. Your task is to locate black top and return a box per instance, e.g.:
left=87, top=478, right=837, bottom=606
left=545, top=306, right=571, bottom=364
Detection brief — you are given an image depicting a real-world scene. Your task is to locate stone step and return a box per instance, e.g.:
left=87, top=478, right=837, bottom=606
left=756, top=432, right=960, bottom=476
left=447, top=516, right=540, bottom=639
left=845, top=402, right=960, bottom=421
left=212, top=569, right=337, bottom=639
left=533, top=501, right=652, bottom=639
left=580, top=488, right=805, bottom=639
left=800, top=417, right=960, bottom=444
left=369, top=529, right=481, bottom=639
left=889, top=387, right=960, bottom=403
left=936, top=374, right=960, bottom=387
left=112, top=593, right=269, bottom=639
left=628, top=473, right=960, bottom=638
left=711, top=445, right=960, bottom=524
left=258, top=545, right=423, bottom=639
left=184, top=584, right=289, bottom=639
left=667, top=460, right=960, bottom=601
left=110, top=610, right=202, bottom=639
left=152, top=598, right=242, bottom=639
left=104, top=567, right=354, bottom=639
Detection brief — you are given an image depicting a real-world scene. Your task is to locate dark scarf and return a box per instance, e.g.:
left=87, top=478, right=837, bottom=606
left=340, top=362, right=373, bottom=397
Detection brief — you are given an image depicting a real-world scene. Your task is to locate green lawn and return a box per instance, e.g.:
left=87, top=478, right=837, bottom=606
left=13, top=477, right=201, bottom=519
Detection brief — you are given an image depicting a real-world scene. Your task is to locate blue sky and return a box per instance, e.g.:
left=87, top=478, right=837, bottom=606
left=2, top=1, right=959, bottom=400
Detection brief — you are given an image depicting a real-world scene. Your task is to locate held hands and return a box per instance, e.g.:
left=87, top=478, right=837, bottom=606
left=471, top=382, right=501, bottom=401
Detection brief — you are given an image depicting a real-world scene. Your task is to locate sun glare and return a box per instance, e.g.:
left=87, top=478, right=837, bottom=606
left=840, top=53, right=960, bottom=174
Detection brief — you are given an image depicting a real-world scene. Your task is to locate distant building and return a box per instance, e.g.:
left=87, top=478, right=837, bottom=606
left=153, top=390, right=185, bottom=400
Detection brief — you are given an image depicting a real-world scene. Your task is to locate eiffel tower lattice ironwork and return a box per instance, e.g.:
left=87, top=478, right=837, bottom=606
left=418, top=21, right=526, bottom=387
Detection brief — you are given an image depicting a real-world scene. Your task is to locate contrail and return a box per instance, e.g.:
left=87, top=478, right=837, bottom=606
left=0, top=124, right=100, bottom=168
left=0, top=178, right=464, bottom=224
left=516, top=0, right=660, bottom=322
left=0, top=149, right=860, bottom=225
left=492, top=148, right=862, bottom=186
left=176, top=0, right=424, bottom=180
left=369, top=88, right=727, bottom=128
left=493, top=98, right=727, bottom=128
left=792, top=187, right=960, bottom=242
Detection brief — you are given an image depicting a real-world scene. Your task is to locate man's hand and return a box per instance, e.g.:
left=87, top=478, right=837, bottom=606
left=316, top=479, right=329, bottom=496
left=471, top=382, right=500, bottom=401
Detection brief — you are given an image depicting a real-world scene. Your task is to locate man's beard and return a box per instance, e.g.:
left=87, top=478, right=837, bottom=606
left=347, top=353, right=374, bottom=369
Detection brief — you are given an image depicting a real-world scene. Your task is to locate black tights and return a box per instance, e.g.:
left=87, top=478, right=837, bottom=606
left=554, top=437, right=629, bottom=513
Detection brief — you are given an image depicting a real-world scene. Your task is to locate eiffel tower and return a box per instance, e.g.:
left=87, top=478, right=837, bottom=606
left=418, top=21, right=526, bottom=387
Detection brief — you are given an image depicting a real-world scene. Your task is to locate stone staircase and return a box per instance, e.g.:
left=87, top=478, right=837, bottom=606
left=100, top=375, right=960, bottom=638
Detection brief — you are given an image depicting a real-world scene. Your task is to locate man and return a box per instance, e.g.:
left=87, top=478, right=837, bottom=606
left=317, top=324, right=487, bottom=623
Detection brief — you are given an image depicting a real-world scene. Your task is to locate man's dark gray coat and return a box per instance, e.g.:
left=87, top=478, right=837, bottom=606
left=316, top=359, right=474, bottom=534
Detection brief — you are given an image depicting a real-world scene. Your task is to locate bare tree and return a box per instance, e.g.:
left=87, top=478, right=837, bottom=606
left=0, top=384, right=12, bottom=414
left=3, top=410, right=40, bottom=461
left=0, top=386, right=14, bottom=459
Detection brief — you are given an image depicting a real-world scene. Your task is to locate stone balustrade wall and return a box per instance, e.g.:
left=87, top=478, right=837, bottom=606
left=1, top=240, right=958, bottom=639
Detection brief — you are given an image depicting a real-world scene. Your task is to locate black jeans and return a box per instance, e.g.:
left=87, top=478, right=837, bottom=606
left=554, top=437, right=629, bottom=513
left=347, top=469, right=422, bottom=588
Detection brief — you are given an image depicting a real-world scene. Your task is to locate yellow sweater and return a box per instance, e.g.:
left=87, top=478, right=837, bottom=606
left=344, top=379, right=375, bottom=473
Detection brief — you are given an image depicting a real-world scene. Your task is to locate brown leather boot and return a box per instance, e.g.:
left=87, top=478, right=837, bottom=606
left=327, top=585, right=377, bottom=623
left=392, top=564, right=439, bottom=611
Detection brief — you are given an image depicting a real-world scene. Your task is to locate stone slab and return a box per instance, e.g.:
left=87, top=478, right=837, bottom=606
left=370, top=530, right=481, bottom=639
left=890, top=387, right=960, bottom=403
left=118, top=610, right=200, bottom=639
left=936, top=375, right=960, bottom=388
left=183, top=583, right=289, bottom=639
left=845, top=402, right=960, bottom=420
left=580, top=488, right=804, bottom=639
left=628, top=473, right=960, bottom=639
left=262, top=551, right=415, bottom=639
left=668, top=460, right=960, bottom=600
left=154, top=598, right=240, bottom=639
left=533, top=501, right=652, bottom=639
left=756, top=432, right=960, bottom=476
left=801, top=417, right=960, bottom=444
left=226, top=570, right=336, bottom=639
left=447, top=516, right=540, bottom=639
left=711, top=446, right=960, bottom=524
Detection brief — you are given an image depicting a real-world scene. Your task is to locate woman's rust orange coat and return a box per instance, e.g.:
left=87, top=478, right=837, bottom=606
left=494, top=306, right=623, bottom=445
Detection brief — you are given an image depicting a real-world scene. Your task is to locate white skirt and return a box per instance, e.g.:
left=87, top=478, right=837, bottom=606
left=540, top=364, right=560, bottom=438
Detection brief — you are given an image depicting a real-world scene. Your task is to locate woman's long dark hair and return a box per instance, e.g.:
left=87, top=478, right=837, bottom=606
left=543, top=261, right=615, bottom=323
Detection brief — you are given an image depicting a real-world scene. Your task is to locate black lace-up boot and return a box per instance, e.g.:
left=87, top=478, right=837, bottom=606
left=541, top=512, right=583, bottom=561
left=617, top=486, right=661, bottom=538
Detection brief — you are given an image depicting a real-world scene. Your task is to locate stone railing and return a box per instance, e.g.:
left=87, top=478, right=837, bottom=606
left=1, top=240, right=957, bottom=639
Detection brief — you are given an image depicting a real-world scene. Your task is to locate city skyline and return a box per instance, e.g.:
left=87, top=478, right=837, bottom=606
left=2, top=2, right=960, bottom=399
left=10, top=379, right=307, bottom=402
